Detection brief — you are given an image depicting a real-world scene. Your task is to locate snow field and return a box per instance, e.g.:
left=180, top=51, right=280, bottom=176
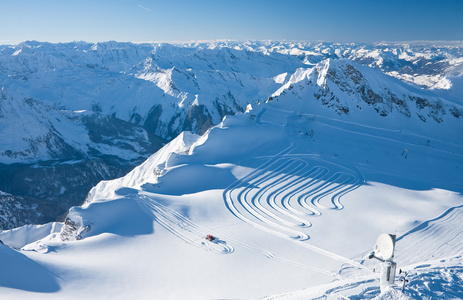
left=0, top=222, right=63, bottom=249
left=135, top=194, right=234, bottom=254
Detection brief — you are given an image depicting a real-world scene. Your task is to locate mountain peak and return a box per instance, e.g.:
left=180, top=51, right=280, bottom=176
left=268, top=58, right=463, bottom=132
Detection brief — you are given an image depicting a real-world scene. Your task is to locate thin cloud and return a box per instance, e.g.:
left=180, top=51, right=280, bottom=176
left=137, top=4, right=152, bottom=12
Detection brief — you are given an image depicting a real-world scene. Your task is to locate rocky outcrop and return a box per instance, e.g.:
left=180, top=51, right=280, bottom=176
left=271, top=59, right=462, bottom=123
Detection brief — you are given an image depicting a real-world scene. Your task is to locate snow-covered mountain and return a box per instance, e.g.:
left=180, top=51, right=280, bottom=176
left=253, top=40, right=463, bottom=90
left=1, top=40, right=462, bottom=298
left=0, top=41, right=308, bottom=228
left=1, top=40, right=463, bottom=227
left=0, top=85, right=164, bottom=228
left=2, top=41, right=462, bottom=149
left=0, top=41, right=304, bottom=143
left=271, top=58, right=463, bottom=126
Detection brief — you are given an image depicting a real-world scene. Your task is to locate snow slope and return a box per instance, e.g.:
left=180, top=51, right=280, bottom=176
left=1, top=55, right=463, bottom=298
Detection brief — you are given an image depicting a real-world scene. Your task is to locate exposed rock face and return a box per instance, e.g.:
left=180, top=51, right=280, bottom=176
left=59, top=217, right=81, bottom=241
left=59, top=204, right=93, bottom=242
left=271, top=59, right=462, bottom=124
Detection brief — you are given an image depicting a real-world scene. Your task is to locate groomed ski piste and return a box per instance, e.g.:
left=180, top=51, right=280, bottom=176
left=1, top=73, right=463, bottom=299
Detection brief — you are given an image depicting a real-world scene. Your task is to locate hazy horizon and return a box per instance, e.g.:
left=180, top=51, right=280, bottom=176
left=1, top=0, right=462, bottom=45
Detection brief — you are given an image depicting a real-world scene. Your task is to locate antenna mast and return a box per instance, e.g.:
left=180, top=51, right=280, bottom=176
left=369, top=233, right=397, bottom=293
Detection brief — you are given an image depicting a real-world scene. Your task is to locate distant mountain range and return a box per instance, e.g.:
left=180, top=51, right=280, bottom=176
left=0, top=40, right=462, bottom=229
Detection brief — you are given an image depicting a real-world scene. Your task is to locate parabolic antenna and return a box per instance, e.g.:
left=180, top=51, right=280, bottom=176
left=374, top=233, right=396, bottom=261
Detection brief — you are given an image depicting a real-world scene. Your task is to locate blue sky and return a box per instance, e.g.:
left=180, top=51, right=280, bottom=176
left=1, top=0, right=462, bottom=44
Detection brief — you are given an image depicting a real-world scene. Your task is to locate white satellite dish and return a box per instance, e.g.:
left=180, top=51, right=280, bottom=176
left=374, top=233, right=396, bottom=261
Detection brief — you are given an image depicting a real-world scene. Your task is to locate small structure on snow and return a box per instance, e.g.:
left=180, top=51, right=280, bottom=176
left=369, top=233, right=397, bottom=293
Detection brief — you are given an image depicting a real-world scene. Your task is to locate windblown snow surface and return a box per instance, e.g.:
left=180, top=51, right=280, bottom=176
left=1, top=49, right=463, bottom=299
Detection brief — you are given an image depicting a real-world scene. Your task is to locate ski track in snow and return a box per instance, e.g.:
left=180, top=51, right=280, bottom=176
left=224, top=145, right=362, bottom=240
left=223, top=145, right=365, bottom=268
left=135, top=194, right=337, bottom=276
left=136, top=195, right=234, bottom=255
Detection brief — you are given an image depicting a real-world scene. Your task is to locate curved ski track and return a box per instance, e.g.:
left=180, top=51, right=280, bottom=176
left=223, top=145, right=363, bottom=242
